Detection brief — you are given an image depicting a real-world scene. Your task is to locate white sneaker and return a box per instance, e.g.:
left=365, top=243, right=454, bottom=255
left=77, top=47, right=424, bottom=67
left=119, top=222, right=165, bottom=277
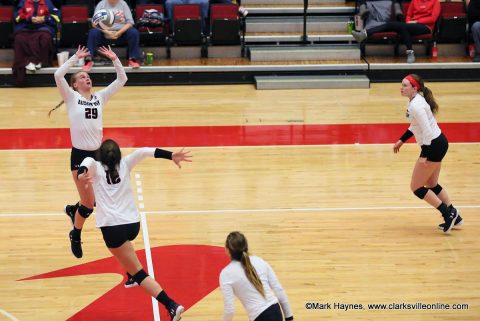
left=35, top=63, right=42, bottom=69
left=25, top=62, right=36, bottom=72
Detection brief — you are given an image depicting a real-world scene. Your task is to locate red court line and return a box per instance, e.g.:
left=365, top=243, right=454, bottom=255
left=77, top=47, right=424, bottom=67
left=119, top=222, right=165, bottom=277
left=0, top=123, right=479, bottom=150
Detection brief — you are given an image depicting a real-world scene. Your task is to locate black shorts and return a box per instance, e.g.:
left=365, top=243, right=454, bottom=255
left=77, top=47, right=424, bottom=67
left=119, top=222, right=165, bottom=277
left=71, top=147, right=97, bottom=171
left=100, top=222, right=140, bottom=248
left=255, top=304, right=283, bottom=321
left=420, top=133, right=449, bottom=162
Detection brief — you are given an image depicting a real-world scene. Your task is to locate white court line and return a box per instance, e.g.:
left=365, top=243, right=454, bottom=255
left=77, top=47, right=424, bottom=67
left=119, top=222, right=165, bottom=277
left=135, top=173, right=160, bottom=321
left=0, top=309, right=20, bottom=321
left=0, top=204, right=479, bottom=217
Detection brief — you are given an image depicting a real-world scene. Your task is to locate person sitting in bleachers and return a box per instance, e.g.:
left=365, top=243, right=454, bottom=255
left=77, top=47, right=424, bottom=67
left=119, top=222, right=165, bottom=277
left=84, top=0, right=141, bottom=71
left=467, top=0, right=480, bottom=62
left=352, top=0, right=440, bottom=63
left=12, top=0, right=60, bottom=86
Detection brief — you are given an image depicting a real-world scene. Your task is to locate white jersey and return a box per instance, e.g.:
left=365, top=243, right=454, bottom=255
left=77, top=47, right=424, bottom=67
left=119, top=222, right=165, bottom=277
left=220, top=256, right=293, bottom=321
left=406, top=93, right=441, bottom=146
left=80, top=148, right=156, bottom=227
left=54, top=54, right=128, bottom=151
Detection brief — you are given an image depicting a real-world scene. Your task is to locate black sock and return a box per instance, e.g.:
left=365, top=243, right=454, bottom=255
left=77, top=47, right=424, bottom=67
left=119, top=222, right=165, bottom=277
left=156, top=290, right=175, bottom=309
left=71, top=227, right=82, bottom=240
left=437, top=203, right=448, bottom=216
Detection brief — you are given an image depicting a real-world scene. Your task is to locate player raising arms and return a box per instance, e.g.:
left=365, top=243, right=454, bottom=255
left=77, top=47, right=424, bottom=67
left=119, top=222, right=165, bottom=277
left=51, top=45, right=127, bottom=258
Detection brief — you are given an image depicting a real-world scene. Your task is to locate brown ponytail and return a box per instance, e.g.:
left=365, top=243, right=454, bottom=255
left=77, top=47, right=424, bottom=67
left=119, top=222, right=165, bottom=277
left=226, top=231, right=265, bottom=297
left=408, top=74, right=439, bottom=114
left=97, top=139, right=122, bottom=183
left=48, top=71, right=84, bottom=117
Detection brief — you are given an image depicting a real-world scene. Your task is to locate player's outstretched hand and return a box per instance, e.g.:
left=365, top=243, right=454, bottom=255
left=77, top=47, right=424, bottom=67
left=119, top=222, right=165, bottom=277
left=75, top=45, right=90, bottom=59
left=172, top=148, right=192, bottom=169
left=98, top=45, right=118, bottom=61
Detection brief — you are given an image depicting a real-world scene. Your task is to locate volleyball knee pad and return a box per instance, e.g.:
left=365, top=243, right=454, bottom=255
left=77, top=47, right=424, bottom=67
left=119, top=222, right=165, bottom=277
left=132, top=269, right=149, bottom=285
left=78, top=205, right=93, bottom=218
left=429, top=184, right=443, bottom=195
left=413, top=187, right=428, bottom=199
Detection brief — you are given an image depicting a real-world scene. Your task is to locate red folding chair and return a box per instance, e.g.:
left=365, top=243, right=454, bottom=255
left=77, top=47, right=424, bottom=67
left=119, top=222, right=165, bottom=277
left=437, top=1, right=467, bottom=43
left=60, top=5, right=89, bottom=47
left=173, top=4, right=203, bottom=45
left=0, top=6, right=13, bottom=48
left=210, top=4, right=240, bottom=45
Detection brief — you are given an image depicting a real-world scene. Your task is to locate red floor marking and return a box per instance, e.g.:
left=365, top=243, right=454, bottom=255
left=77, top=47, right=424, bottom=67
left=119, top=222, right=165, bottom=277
left=20, top=245, right=229, bottom=321
left=1, top=123, right=479, bottom=150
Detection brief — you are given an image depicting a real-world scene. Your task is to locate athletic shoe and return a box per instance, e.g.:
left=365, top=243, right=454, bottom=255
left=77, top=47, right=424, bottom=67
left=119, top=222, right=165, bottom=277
left=124, top=275, right=138, bottom=288
left=25, top=62, right=36, bottom=72
left=168, top=303, right=184, bottom=321
left=69, top=230, right=83, bottom=258
left=441, top=207, right=459, bottom=233
left=128, top=59, right=140, bottom=68
left=351, top=29, right=367, bottom=43
left=438, top=214, right=463, bottom=230
left=406, top=50, right=416, bottom=64
left=64, top=204, right=76, bottom=226
left=83, top=60, right=94, bottom=72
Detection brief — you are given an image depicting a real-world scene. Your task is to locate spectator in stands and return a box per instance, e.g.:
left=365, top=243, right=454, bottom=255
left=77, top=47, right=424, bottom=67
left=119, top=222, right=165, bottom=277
left=12, top=0, right=60, bottom=86
left=164, top=0, right=209, bottom=32
left=84, top=0, right=140, bottom=71
left=352, top=0, right=440, bottom=63
left=467, top=0, right=480, bottom=62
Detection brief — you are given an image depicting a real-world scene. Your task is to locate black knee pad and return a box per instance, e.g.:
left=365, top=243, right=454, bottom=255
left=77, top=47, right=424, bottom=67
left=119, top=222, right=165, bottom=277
left=413, top=187, right=429, bottom=199
left=132, top=269, right=149, bottom=285
left=429, top=184, right=443, bottom=195
left=78, top=205, right=93, bottom=218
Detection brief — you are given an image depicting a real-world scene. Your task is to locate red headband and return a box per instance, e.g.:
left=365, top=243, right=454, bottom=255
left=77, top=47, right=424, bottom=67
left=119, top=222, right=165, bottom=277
left=404, top=75, right=421, bottom=91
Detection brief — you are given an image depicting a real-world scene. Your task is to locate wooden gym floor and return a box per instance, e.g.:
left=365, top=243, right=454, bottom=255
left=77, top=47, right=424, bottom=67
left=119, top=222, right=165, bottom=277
left=0, top=82, right=479, bottom=321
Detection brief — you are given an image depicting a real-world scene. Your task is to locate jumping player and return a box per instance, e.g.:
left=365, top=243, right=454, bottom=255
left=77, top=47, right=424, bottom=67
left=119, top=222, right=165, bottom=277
left=393, top=74, right=463, bottom=232
left=51, top=45, right=127, bottom=258
left=77, top=139, right=191, bottom=321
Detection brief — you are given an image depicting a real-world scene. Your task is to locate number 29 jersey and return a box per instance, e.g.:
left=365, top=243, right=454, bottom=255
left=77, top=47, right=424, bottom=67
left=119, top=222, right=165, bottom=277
left=54, top=55, right=128, bottom=151
left=67, top=92, right=104, bottom=151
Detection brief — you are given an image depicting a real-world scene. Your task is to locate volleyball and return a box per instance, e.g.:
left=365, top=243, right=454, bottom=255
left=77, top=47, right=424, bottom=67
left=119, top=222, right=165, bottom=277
left=92, top=9, right=115, bottom=29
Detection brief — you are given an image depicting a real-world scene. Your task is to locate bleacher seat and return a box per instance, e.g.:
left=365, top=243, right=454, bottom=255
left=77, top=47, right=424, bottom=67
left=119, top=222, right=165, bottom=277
left=60, top=5, right=89, bottom=47
left=437, top=1, right=467, bottom=43
left=0, top=5, right=13, bottom=48
left=210, top=4, right=240, bottom=45
left=172, top=4, right=203, bottom=45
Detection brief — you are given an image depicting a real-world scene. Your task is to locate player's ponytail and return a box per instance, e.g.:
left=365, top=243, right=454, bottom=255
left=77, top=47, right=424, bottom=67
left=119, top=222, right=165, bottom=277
left=409, top=73, right=439, bottom=114
left=48, top=71, right=83, bottom=117
left=98, top=139, right=122, bottom=182
left=226, top=231, right=265, bottom=298
left=48, top=100, right=64, bottom=118
left=422, top=86, right=438, bottom=114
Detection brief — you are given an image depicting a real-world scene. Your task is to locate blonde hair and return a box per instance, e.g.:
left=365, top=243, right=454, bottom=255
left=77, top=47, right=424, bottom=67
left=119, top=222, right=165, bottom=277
left=226, top=231, right=265, bottom=297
